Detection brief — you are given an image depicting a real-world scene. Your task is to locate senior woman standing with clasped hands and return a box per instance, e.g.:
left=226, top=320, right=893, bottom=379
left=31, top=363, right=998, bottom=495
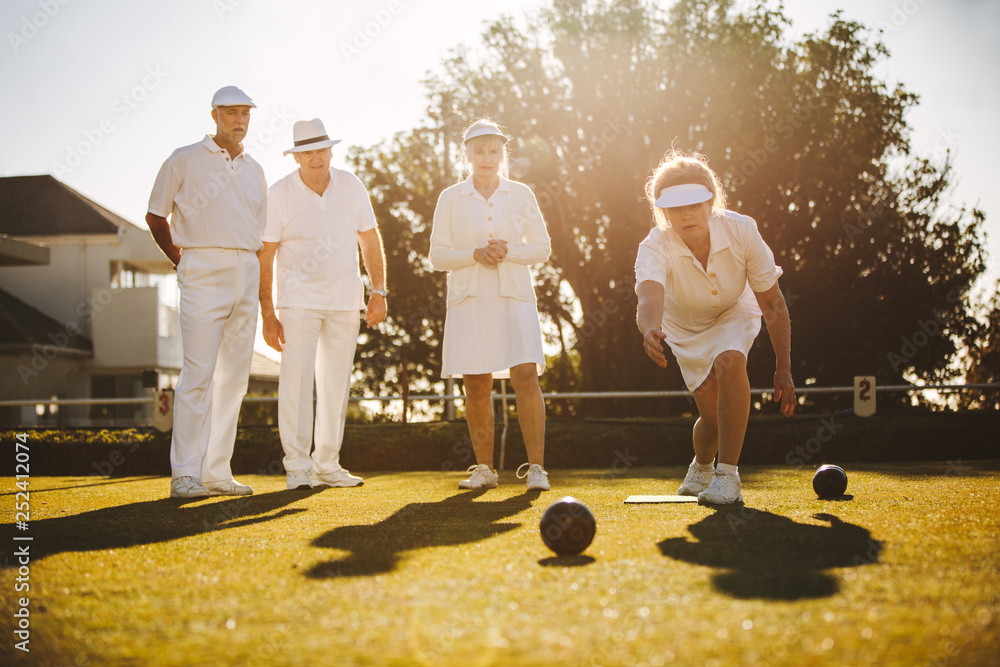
left=635, top=150, right=795, bottom=505
left=429, top=119, right=552, bottom=492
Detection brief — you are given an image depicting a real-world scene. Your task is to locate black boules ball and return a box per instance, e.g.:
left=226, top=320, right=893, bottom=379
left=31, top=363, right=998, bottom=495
left=539, top=496, right=596, bottom=556
left=813, top=464, right=849, bottom=498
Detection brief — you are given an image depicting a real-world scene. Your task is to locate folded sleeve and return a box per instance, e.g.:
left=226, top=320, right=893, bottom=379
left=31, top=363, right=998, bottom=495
left=741, top=216, right=783, bottom=292
left=147, top=153, right=181, bottom=218
left=634, top=228, right=670, bottom=291
left=353, top=174, right=378, bottom=233
left=261, top=186, right=284, bottom=242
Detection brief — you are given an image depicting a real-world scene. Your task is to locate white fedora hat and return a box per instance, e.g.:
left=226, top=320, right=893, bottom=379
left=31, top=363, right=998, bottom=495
left=283, top=118, right=342, bottom=156
left=211, top=85, right=256, bottom=109
left=654, top=183, right=714, bottom=208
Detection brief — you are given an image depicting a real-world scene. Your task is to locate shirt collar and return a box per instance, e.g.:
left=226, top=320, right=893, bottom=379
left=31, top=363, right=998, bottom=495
left=201, top=135, right=224, bottom=153
left=665, top=215, right=731, bottom=258
left=459, top=175, right=511, bottom=196
left=202, top=134, right=247, bottom=161
left=293, top=167, right=335, bottom=193
left=708, top=216, right=732, bottom=253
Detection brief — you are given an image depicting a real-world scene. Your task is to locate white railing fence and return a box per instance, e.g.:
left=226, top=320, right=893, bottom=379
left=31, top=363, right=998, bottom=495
left=2, top=383, right=997, bottom=428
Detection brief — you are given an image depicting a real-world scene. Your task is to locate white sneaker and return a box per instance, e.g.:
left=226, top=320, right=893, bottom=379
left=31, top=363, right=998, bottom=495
left=286, top=470, right=312, bottom=490
left=203, top=479, right=254, bottom=496
left=459, top=464, right=498, bottom=490
left=516, top=463, right=550, bottom=491
left=311, top=469, right=364, bottom=488
left=170, top=476, right=209, bottom=499
left=698, top=471, right=743, bottom=505
left=678, top=463, right=714, bottom=496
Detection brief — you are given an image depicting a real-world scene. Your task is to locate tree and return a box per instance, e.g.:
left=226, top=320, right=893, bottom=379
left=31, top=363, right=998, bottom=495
left=349, top=131, right=448, bottom=406
left=352, top=0, right=987, bottom=414
left=960, top=281, right=1000, bottom=410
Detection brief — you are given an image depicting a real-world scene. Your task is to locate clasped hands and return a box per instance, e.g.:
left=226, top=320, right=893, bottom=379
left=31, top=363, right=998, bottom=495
left=473, top=239, right=508, bottom=268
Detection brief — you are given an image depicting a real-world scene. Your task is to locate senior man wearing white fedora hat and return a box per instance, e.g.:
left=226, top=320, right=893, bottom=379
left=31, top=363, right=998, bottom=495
left=258, top=118, right=387, bottom=490
left=147, top=85, right=268, bottom=498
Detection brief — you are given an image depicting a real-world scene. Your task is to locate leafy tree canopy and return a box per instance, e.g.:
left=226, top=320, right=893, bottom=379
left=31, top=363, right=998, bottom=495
left=351, top=0, right=987, bottom=414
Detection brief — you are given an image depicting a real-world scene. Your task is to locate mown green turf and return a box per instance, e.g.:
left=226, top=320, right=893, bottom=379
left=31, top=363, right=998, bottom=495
left=11, top=411, right=1000, bottom=476
left=3, top=463, right=999, bottom=666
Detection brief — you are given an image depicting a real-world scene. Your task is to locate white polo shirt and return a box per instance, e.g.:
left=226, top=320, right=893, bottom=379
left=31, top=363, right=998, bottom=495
left=148, top=135, right=267, bottom=251
left=462, top=175, right=509, bottom=246
left=636, top=210, right=782, bottom=331
left=634, top=210, right=783, bottom=390
left=263, top=167, right=378, bottom=310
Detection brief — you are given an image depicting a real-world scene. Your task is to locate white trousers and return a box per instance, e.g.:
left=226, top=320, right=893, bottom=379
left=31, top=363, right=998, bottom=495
left=278, top=308, right=360, bottom=474
left=170, top=248, right=259, bottom=483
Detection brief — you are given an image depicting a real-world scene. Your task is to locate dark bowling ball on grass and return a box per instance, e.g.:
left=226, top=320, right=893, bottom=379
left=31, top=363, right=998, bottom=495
left=813, top=464, right=849, bottom=498
left=540, top=496, right=596, bottom=556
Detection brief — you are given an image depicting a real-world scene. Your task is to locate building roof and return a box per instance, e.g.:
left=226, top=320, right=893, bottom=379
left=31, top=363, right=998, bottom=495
left=0, top=175, right=138, bottom=238
left=249, top=351, right=280, bottom=381
left=0, top=287, right=92, bottom=357
left=0, top=235, right=49, bottom=266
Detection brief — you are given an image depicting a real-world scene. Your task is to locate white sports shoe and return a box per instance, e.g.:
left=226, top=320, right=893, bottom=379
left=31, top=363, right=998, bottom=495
left=459, top=464, right=498, bottom=490
left=311, top=469, right=364, bottom=488
left=698, top=471, right=743, bottom=505
left=678, top=463, right=714, bottom=496
left=170, top=476, right=209, bottom=499
left=286, top=470, right=312, bottom=490
left=516, top=463, right=550, bottom=491
left=203, top=479, right=254, bottom=496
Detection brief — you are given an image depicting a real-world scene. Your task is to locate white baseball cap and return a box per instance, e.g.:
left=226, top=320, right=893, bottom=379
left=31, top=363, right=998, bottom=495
left=654, top=183, right=713, bottom=208
left=283, top=118, right=342, bottom=156
left=211, top=85, right=256, bottom=109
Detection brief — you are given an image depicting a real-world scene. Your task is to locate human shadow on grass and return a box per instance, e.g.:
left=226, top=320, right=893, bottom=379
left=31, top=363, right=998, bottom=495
left=0, top=476, right=163, bottom=498
left=0, top=490, right=322, bottom=569
left=658, top=508, right=883, bottom=600
left=307, top=490, right=540, bottom=578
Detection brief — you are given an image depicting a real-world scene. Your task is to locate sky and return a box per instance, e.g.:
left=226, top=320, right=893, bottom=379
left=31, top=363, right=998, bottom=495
left=1, top=0, right=997, bottom=296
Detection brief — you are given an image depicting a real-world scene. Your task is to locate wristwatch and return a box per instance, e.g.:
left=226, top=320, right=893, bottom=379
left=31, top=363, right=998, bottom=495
left=372, top=289, right=388, bottom=297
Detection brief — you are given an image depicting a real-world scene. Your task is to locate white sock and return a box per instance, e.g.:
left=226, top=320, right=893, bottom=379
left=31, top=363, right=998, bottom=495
left=716, top=463, right=739, bottom=478
left=692, top=458, right=714, bottom=472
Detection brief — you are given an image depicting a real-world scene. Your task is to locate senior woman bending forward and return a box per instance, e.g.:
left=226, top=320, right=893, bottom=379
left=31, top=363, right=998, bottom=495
left=429, top=119, right=552, bottom=491
left=635, top=150, right=796, bottom=505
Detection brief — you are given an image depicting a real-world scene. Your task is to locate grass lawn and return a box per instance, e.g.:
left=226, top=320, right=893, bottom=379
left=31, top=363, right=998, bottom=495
left=3, top=462, right=999, bottom=666
left=9, top=412, right=1000, bottom=476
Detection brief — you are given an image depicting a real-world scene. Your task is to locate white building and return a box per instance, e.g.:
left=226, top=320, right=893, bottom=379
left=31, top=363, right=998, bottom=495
left=0, top=175, right=277, bottom=427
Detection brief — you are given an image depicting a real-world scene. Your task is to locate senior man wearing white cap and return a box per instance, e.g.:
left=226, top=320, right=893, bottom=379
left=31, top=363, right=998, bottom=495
left=147, top=85, right=268, bottom=499
left=258, top=118, right=387, bottom=490
left=635, top=149, right=795, bottom=506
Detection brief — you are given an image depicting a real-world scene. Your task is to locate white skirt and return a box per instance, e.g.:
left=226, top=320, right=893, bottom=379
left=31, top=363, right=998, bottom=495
left=665, top=296, right=762, bottom=392
left=441, top=265, right=545, bottom=379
